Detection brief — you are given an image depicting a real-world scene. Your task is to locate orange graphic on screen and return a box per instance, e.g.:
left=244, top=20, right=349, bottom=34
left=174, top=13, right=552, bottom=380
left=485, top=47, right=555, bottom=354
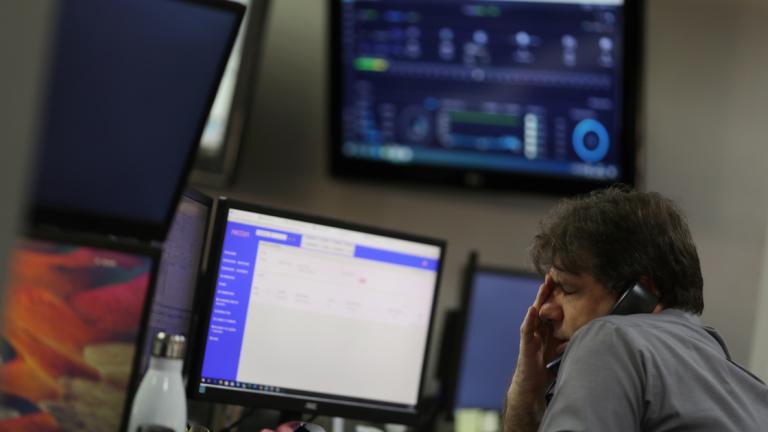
left=0, top=239, right=152, bottom=431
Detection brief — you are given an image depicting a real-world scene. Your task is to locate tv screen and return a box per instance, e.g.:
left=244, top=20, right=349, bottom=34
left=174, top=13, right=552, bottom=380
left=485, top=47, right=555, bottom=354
left=454, top=268, right=540, bottom=411
left=32, top=0, right=244, bottom=240
left=190, top=199, right=445, bottom=424
left=331, top=0, right=641, bottom=194
left=0, top=232, right=158, bottom=431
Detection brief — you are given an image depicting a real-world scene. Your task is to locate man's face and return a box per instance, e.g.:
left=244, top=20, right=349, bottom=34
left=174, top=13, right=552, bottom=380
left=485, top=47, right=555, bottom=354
left=538, top=267, right=617, bottom=355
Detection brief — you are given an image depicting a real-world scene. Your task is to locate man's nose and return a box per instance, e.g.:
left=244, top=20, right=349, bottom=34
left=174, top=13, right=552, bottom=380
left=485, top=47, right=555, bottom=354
left=539, top=296, right=563, bottom=322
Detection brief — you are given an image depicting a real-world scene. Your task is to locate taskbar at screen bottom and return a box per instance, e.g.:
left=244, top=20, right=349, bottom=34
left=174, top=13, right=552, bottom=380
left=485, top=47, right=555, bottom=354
left=196, top=379, right=420, bottom=424
left=342, top=142, right=621, bottom=181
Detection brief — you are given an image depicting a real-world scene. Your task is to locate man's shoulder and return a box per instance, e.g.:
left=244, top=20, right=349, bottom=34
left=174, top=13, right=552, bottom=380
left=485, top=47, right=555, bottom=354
left=581, top=308, right=698, bottom=334
left=564, top=315, right=644, bottom=359
left=570, top=312, right=654, bottom=341
left=567, top=309, right=702, bottom=356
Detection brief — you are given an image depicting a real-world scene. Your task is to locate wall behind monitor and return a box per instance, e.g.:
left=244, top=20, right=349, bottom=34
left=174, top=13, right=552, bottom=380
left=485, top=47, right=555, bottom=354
left=209, top=0, right=768, bottom=388
left=642, top=0, right=768, bottom=374
left=0, top=2, right=54, bottom=308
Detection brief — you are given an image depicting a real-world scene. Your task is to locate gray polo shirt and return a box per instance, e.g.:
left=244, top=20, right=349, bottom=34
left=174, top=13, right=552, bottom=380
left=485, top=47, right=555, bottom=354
left=539, top=309, right=768, bottom=431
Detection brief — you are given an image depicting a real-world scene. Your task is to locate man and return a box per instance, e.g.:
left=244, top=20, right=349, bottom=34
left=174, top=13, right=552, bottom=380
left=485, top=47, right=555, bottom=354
left=504, top=187, right=768, bottom=431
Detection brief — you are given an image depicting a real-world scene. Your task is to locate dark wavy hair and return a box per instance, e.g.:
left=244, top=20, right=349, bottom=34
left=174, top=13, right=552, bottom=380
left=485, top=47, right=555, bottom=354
left=530, top=186, right=704, bottom=314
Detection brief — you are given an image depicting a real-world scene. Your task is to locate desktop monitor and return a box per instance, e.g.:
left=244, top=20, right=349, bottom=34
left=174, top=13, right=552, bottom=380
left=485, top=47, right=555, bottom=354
left=330, top=0, right=642, bottom=194
left=31, top=0, right=244, bottom=241
left=190, top=199, right=446, bottom=424
left=142, top=189, right=213, bottom=373
left=0, top=230, right=159, bottom=431
left=453, top=267, right=541, bottom=411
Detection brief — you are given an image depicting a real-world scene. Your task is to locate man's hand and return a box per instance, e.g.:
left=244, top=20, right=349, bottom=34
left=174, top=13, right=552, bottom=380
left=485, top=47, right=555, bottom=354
left=503, top=276, right=557, bottom=432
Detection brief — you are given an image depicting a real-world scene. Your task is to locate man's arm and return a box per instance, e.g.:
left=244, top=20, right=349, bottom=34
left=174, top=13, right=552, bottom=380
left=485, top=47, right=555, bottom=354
left=503, top=352, right=547, bottom=431
left=503, top=279, right=557, bottom=432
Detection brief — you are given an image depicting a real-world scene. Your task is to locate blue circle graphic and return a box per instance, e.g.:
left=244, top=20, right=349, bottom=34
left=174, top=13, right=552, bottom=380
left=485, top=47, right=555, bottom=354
left=572, top=119, right=610, bottom=163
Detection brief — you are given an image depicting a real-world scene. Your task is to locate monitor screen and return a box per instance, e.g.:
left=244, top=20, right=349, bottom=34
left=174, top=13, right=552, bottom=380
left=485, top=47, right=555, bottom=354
left=142, top=190, right=212, bottom=372
left=191, top=200, right=445, bottom=424
left=454, top=269, right=540, bottom=411
left=0, top=233, right=157, bottom=431
left=32, top=0, right=244, bottom=241
left=331, top=0, right=641, bottom=193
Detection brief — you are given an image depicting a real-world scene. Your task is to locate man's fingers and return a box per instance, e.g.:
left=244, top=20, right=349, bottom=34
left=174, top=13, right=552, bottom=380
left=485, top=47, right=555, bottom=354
left=533, top=284, right=546, bottom=310
left=533, top=276, right=554, bottom=310
left=520, top=306, right=536, bottom=342
left=520, top=306, right=537, bottom=343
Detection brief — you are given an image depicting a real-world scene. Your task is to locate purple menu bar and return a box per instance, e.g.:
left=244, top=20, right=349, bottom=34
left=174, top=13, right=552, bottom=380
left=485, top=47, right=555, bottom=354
left=201, top=222, right=300, bottom=380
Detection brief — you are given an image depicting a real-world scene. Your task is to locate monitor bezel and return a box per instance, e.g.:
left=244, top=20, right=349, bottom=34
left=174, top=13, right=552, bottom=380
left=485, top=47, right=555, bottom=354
left=329, top=0, right=644, bottom=195
left=450, top=255, right=542, bottom=412
left=183, top=187, right=215, bottom=210
left=31, top=0, right=245, bottom=242
left=188, top=197, right=447, bottom=425
left=191, top=0, right=272, bottom=187
left=15, top=227, right=162, bottom=432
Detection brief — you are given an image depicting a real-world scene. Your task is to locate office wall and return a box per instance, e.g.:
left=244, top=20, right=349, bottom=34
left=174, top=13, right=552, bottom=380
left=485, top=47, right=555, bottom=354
left=643, top=0, right=768, bottom=370
left=220, top=0, right=768, bottom=382
left=751, top=219, right=768, bottom=380
left=744, top=0, right=768, bottom=378
left=0, top=2, right=53, bottom=305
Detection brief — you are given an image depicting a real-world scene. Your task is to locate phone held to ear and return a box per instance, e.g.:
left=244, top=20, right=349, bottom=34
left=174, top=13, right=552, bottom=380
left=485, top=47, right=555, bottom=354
left=545, top=282, right=659, bottom=373
left=609, top=282, right=659, bottom=316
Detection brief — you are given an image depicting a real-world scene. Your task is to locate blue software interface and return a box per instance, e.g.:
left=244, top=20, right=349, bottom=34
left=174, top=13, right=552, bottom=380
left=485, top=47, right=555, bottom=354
left=199, top=208, right=442, bottom=409
left=455, top=270, right=540, bottom=410
left=340, top=0, right=626, bottom=180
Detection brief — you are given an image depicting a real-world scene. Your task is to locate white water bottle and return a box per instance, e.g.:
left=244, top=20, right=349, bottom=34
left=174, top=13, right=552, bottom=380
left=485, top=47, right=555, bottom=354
left=127, top=332, right=187, bottom=432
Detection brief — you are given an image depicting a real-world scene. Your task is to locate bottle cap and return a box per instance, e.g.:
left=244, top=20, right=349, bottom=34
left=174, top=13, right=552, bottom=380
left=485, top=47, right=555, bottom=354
left=151, top=332, right=186, bottom=359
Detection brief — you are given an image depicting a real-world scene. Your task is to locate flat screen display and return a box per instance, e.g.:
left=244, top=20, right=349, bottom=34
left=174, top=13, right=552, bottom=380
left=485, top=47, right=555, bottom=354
left=454, top=269, right=540, bottom=411
left=331, top=0, right=641, bottom=193
left=0, top=234, right=157, bottom=431
left=192, top=200, right=445, bottom=423
left=32, top=0, right=243, bottom=240
left=142, top=191, right=212, bottom=372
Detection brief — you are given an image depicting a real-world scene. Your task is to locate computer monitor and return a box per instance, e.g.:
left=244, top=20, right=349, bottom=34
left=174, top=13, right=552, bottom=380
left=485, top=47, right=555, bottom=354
left=31, top=0, right=244, bottom=241
left=0, top=230, right=159, bottom=432
left=190, top=199, right=445, bottom=424
left=453, top=267, right=541, bottom=411
left=330, top=0, right=642, bottom=194
left=142, top=189, right=213, bottom=373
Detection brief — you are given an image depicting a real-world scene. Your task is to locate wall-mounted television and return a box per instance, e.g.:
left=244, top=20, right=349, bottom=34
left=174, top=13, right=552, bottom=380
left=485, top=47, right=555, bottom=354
left=330, top=0, right=642, bottom=194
